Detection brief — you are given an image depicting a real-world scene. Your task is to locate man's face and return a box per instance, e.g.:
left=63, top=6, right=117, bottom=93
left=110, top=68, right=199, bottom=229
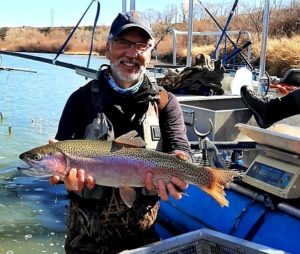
left=105, top=28, right=152, bottom=88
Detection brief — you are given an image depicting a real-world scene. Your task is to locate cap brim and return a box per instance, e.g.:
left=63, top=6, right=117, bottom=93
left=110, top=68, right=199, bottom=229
left=114, top=24, right=154, bottom=40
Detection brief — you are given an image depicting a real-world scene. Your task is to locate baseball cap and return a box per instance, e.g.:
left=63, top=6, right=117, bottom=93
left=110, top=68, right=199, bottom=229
left=109, top=11, right=154, bottom=40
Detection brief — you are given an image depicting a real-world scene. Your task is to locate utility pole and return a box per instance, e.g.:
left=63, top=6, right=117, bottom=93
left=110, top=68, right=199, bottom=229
left=51, top=8, right=54, bottom=27
left=122, top=0, right=126, bottom=13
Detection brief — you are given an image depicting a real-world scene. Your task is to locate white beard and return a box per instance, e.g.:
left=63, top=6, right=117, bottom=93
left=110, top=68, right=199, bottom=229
left=110, top=57, right=146, bottom=82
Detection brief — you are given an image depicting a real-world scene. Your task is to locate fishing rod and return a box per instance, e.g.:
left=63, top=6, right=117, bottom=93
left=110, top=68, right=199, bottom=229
left=212, top=0, right=239, bottom=59
left=0, top=51, right=99, bottom=79
left=0, top=65, right=37, bottom=73
left=222, top=40, right=252, bottom=63
left=152, top=27, right=172, bottom=52
left=197, top=0, right=253, bottom=70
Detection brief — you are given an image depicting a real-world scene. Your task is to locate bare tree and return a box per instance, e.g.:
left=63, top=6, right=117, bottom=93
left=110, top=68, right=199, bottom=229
left=192, top=2, right=206, bottom=20
left=143, top=9, right=162, bottom=23
left=181, top=0, right=189, bottom=23
left=163, top=4, right=178, bottom=24
left=239, top=1, right=264, bottom=40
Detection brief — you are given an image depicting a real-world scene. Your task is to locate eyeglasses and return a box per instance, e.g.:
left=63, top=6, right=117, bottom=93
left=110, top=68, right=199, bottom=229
left=111, top=37, right=152, bottom=54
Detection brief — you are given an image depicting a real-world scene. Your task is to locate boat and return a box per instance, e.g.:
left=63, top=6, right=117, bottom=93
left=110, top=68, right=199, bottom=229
left=153, top=120, right=300, bottom=254
left=134, top=0, right=300, bottom=253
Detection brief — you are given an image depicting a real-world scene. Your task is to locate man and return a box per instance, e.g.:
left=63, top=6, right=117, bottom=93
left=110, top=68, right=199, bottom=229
left=50, top=11, right=193, bottom=254
left=241, top=85, right=300, bottom=128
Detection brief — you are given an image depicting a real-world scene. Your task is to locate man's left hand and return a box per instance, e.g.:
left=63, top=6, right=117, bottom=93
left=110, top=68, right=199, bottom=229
left=144, top=150, right=189, bottom=200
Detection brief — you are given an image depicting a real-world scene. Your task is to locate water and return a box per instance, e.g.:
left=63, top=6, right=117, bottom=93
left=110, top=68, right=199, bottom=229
left=0, top=53, right=109, bottom=254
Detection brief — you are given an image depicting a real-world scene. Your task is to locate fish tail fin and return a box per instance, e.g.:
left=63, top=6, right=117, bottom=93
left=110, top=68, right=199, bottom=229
left=201, top=169, right=242, bottom=207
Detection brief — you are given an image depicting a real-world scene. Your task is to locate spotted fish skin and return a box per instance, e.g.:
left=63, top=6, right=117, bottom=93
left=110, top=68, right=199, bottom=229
left=19, top=131, right=240, bottom=207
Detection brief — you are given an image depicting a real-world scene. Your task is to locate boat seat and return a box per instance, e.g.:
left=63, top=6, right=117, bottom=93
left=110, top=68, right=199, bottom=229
left=158, top=186, right=267, bottom=239
left=251, top=210, right=300, bottom=254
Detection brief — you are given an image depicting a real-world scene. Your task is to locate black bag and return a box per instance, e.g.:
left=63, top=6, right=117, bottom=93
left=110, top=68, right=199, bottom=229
left=158, top=54, right=225, bottom=96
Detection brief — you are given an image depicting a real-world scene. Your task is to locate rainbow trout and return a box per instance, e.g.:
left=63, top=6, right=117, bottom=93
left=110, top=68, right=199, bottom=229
left=19, top=131, right=240, bottom=207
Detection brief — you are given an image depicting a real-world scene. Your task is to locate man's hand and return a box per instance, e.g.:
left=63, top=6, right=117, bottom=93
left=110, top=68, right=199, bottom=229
left=145, top=150, right=189, bottom=200
left=48, top=139, right=95, bottom=192
left=49, top=168, right=95, bottom=192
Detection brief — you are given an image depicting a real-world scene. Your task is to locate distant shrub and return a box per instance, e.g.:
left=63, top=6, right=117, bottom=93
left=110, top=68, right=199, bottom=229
left=0, top=27, right=8, bottom=40
left=38, top=27, right=52, bottom=35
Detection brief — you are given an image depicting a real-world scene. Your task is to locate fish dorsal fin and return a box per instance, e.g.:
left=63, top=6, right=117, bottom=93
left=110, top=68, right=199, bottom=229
left=113, top=130, right=146, bottom=148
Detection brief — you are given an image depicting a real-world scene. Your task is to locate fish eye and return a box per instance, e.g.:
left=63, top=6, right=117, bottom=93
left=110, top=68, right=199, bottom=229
left=32, top=153, right=43, bottom=161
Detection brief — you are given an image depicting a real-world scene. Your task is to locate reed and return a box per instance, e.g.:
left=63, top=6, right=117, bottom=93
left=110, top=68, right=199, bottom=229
left=251, top=35, right=300, bottom=76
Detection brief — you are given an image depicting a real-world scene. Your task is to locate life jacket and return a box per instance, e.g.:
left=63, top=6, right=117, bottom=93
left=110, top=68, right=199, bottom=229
left=83, top=75, right=167, bottom=149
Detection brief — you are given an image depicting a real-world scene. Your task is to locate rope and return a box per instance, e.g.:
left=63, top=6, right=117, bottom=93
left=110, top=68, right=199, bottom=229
left=87, top=1, right=101, bottom=69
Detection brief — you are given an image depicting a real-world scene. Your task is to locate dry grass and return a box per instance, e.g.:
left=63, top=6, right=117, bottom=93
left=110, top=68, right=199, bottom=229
left=153, top=32, right=300, bottom=76
left=251, top=35, right=300, bottom=76
left=0, top=26, right=109, bottom=54
left=0, top=5, right=299, bottom=77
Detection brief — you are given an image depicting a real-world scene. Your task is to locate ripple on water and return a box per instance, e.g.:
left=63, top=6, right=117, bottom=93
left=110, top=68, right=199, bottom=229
left=1, top=173, right=68, bottom=253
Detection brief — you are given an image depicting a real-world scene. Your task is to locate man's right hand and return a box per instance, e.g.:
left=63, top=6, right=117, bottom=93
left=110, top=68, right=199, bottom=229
left=144, top=150, right=189, bottom=201
left=48, top=139, right=95, bottom=192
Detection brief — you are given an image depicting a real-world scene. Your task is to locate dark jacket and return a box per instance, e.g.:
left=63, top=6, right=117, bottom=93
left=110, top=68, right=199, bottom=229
left=56, top=68, right=192, bottom=158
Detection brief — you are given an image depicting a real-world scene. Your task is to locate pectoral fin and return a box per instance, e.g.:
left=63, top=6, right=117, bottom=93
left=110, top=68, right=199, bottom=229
left=119, top=187, right=137, bottom=208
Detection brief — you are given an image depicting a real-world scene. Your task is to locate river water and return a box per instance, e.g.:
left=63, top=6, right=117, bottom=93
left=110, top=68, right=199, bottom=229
left=0, top=53, right=109, bottom=254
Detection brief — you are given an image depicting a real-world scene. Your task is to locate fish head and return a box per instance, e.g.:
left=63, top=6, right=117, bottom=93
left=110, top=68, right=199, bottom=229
left=19, top=144, right=67, bottom=177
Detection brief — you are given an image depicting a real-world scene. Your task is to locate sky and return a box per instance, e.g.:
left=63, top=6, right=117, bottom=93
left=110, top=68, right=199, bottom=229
left=0, top=0, right=292, bottom=28
left=0, top=0, right=186, bottom=27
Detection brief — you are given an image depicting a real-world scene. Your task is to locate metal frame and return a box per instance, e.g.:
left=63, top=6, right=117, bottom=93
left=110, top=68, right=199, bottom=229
left=122, top=228, right=286, bottom=254
left=258, top=0, right=270, bottom=95
left=122, top=0, right=136, bottom=12
left=169, top=29, right=252, bottom=66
